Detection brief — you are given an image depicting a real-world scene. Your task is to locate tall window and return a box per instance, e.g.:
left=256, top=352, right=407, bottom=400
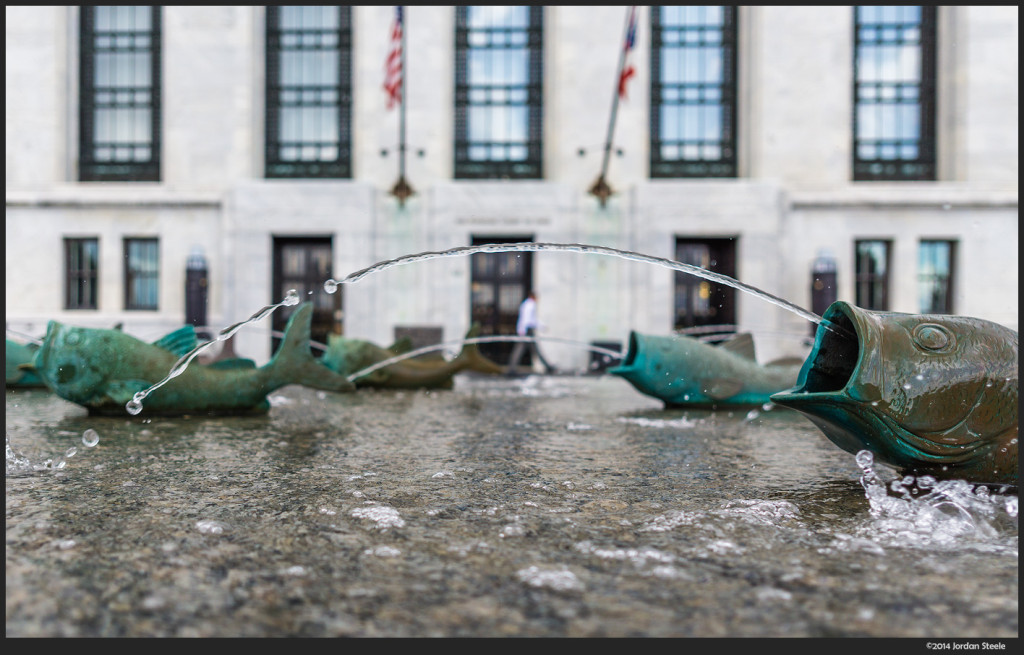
left=79, top=6, right=161, bottom=182
left=674, top=238, right=736, bottom=336
left=854, top=240, right=891, bottom=310
left=265, top=6, right=352, bottom=178
left=124, top=238, right=159, bottom=310
left=918, top=240, right=955, bottom=314
left=65, top=238, right=99, bottom=310
left=853, top=6, right=936, bottom=181
left=455, top=6, right=544, bottom=179
left=651, top=6, right=738, bottom=178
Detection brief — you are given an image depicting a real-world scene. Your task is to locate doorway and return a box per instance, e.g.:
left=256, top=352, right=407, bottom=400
left=469, top=235, right=533, bottom=365
left=271, top=236, right=340, bottom=354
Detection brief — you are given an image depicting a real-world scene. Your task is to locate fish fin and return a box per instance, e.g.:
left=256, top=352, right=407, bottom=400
left=16, top=362, right=36, bottom=372
left=388, top=336, right=414, bottom=354
left=716, top=333, right=756, bottom=360
left=766, top=356, right=806, bottom=367
left=269, top=303, right=355, bottom=393
left=105, top=380, right=151, bottom=405
left=457, top=322, right=505, bottom=375
left=207, top=358, right=258, bottom=370
left=152, top=325, right=199, bottom=358
left=700, top=377, right=745, bottom=400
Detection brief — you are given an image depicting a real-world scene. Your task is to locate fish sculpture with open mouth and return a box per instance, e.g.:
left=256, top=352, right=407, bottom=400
left=771, top=301, right=1018, bottom=486
left=23, top=303, right=355, bottom=416
left=321, top=323, right=504, bottom=390
left=608, top=331, right=805, bottom=408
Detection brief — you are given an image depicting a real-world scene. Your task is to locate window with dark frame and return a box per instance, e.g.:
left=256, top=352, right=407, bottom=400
left=651, top=6, right=738, bottom=178
left=124, top=238, right=159, bottom=310
left=64, top=238, right=100, bottom=310
left=918, top=240, right=955, bottom=314
left=853, top=6, right=936, bottom=181
left=454, top=6, right=544, bottom=179
left=854, top=239, right=891, bottom=310
left=265, top=6, right=353, bottom=179
left=79, top=6, right=161, bottom=182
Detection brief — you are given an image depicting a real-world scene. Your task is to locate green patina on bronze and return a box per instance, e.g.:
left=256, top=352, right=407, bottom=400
left=771, top=301, right=1018, bottom=486
left=24, top=303, right=354, bottom=417
left=609, top=331, right=805, bottom=408
left=321, top=323, right=504, bottom=389
left=6, top=339, right=48, bottom=388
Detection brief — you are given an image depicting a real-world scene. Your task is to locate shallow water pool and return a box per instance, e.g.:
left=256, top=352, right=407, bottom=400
left=5, top=375, right=1018, bottom=638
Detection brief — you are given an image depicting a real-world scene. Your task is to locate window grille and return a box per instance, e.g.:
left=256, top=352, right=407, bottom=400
left=265, top=6, right=352, bottom=178
left=79, top=6, right=161, bottom=181
left=124, top=238, right=159, bottom=310
left=918, top=240, right=955, bottom=314
left=455, top=6, right=544, bottom=179
left=65, top=238, right=100, bottom=310
left=854, top=240, right=891, bottom=310
left=651, top=6, right=738, bottom=178
left=853, top=6, right=936, bottom=181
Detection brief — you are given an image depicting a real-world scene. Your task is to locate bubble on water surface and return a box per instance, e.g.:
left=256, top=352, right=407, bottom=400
left=82, top=429, right=100, bottom=447
left=351, top=504, right=405, bottom=530
left=515, top=566, right=583, bottom=592
left=195, top=520, right=227, bottom=535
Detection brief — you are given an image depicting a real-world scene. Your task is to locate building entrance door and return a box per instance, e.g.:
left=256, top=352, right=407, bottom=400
left=469, top=235, right=533, bottom=365
left=674, top=237, right=737, bottom=342
left=272, top=236, right=340, bottom=354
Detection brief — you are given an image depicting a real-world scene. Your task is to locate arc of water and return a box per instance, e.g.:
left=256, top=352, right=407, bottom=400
left=326, top=242, right=829, bottom=328
left=346, top=335, right=624, bottom=382
left=124, top=290, right=301, bottom=415
left=129, top=241, right=845, bottom=414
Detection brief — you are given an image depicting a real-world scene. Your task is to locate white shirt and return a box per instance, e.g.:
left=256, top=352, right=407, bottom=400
left=516, top=297, right=538, bottom=336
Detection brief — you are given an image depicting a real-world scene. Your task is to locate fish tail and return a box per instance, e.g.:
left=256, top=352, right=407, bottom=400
left=456, top=323, right=505, bottom=375
left=268, top=303, right=355, bottom=393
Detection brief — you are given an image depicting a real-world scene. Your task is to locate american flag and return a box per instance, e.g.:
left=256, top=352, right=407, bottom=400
left=618, top=6, right=638, bottom=99
left=384, top=6, right=403, bottom=110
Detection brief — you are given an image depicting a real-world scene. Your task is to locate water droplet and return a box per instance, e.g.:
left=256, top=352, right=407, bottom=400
left=126, top=400, right=143, bottom=415
left=195, top=520, right=227, bottom=535
left=82, top=429, right=100, bottom=447
left=324, top=279, right=338, bottom=294
left=65, top=446, right=77, bottom=458
left=282, top=289, right=300, bottom=306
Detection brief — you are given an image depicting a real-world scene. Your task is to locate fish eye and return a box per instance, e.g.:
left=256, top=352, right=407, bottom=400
left=911, top=323, right=954, bottom=352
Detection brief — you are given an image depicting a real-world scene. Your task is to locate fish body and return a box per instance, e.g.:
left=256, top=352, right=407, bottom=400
left=6, top=339, right=47, bottom=388
left=322, top=323, right=504, bottom=389
left=770, top=301, right=1018, bottom=485
left=27, top=303, right=355, bottom=416
left=608, top=331, right=804, bottom=408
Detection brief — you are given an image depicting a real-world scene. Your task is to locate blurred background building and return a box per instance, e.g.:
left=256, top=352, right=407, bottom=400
left=6, top=6, right=1018, bottom=368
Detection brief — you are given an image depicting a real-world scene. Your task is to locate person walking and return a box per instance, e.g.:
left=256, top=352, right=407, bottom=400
left=506, top=290, right=556, bottom=375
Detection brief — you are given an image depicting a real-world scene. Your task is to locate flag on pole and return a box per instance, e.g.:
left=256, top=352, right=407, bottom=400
left=618, top=6, right=638, bottom=99
left=384, top=6, right=403, bottom=109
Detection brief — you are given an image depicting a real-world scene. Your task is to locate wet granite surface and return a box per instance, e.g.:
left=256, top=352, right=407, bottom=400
left=6, top=376, right=1018, bottom=638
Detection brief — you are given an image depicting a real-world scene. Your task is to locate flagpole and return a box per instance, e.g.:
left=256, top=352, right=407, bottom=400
left=390, top=6, right=414, bottom=205
left=589, top=6, right=636, bottom=207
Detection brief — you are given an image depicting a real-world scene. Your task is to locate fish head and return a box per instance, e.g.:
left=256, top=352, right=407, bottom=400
left=33, top=321, right=121, bottom=405
left=771, top=301, right=1018, bottom=483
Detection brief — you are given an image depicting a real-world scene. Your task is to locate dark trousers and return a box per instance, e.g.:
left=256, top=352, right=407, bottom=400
left=506, top=328, right=554, bottom=374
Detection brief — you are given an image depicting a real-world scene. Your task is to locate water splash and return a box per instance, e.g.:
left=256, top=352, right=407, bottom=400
left=854, top=450, right=1017, bottom=550
left=345, top=335, right=622, bottom=382
left=6, top=434, right=80, bottom=475
left=125, top=289, right=301, bottom=415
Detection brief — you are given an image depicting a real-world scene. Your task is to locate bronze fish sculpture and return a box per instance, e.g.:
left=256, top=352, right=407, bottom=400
left=6, top=339, right=47, bottom=388
left=321, top=323, right=504, bottom=390
left=608, top=331, right=805, bottom=408
left=771, top=301, right=1018, bottom=486
left=24, top=303, right=355, bottom=416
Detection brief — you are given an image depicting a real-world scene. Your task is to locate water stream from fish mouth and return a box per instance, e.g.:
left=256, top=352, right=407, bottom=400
left=127, top=242, right=849, bottom=415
